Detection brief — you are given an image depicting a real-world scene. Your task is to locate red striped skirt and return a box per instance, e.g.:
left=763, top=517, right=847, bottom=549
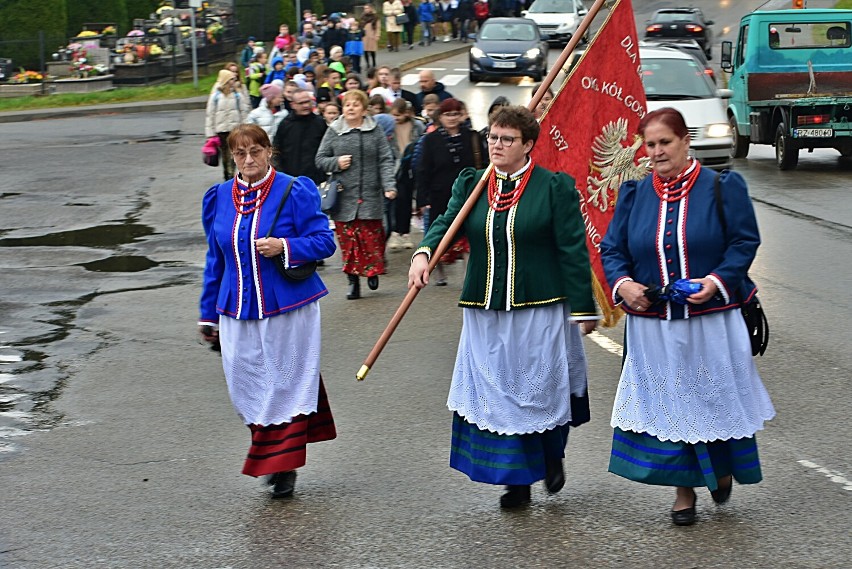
left=333, top=218, right=386, bottom=277
left=242, top=377, right=337, bottom=477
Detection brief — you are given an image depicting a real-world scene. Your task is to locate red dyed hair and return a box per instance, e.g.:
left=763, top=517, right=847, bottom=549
left=638, top=107, right=689, bottom=138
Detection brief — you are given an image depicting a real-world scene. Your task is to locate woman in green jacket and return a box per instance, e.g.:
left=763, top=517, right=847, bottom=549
left=409, top=106, right=598, bottom=509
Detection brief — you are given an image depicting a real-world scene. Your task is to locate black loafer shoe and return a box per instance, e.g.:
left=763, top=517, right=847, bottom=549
left=263, top=473, right=278, bottom=486
left=271, top=470, right=297, bottom=498
left=499, top=485, right=531, bottom=509
left=671, top=492, right=697, bottom=526
left=367, top=275, right=379, bottom=290
left=711, top=477, right=733, bottom=504
left=544, top=457, right=565, bottom=494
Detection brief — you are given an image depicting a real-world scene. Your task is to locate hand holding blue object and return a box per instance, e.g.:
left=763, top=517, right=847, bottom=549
left=643, top=279, right=703, bottom=305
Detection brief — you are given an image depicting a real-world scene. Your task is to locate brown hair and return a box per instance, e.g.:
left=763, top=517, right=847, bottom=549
left=638, top=107, right=689, bottom=138
left=390, top=98, right=413, bottom=115
left=227, top=124, right=272, bottom=151
left=368, top=94, right=387, bottom=112
left=489, top=106, right=540, bottom=144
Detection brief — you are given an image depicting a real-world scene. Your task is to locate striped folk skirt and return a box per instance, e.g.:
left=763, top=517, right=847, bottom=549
left=608, top=427, right=763, bottom=491
left=449, top=394, right=589, bottom=486
left=242, top=378, right=337, bottom=477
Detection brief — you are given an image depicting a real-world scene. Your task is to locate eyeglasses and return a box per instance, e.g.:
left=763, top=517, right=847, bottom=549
left=442, top=111, right=462, bottom=118
left=487, top=134, right=518, bottom=147
left=293, top=99, right=313, bottom=105
left=232, top=147, right=267, bottom=160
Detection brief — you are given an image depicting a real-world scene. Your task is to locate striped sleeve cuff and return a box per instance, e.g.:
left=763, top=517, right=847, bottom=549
left=279, top=238, right=290, bottom=269
left=568, top=312, right=599, bottom=322
left=411, top=246, right=432, bottom=264
left=707, top=273, right=730, bottom=303
left=611, top=276, right=634, bottom=305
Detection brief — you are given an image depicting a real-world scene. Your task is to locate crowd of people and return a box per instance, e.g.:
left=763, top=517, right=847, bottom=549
left=198, top=6, right=775, bottom=527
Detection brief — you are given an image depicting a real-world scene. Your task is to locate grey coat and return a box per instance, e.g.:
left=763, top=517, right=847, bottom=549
left=315, top=115, right=396, bottom=222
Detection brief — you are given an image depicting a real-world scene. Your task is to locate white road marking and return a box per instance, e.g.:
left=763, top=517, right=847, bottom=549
left=439, top=74, right=467, bottom=86
left=454, top=68, right=469, bottom=71
left=401, top=74, right=420, bottom=86
left=587, top=330, right=623, bottom=357
left=417, top=67, right=447, bottom=71
left=475, top=82, right=500, bottom=86
left=798, top=460, right=852, bottom=491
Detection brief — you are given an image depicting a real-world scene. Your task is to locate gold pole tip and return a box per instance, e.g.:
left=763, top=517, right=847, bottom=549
left=356, top=364, right=370, bottom=381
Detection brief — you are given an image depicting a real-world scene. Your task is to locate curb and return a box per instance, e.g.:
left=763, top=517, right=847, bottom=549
left=0, top=47, right=470, bottom=125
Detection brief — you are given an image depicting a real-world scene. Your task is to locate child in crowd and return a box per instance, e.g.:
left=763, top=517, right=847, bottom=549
left=323, top=103, right=341, bottom=124
left=264, top=56, right=287, bottom=84
left=344, top=21, right=365, bottom=73
left=316, top=68, right=344, bottom=105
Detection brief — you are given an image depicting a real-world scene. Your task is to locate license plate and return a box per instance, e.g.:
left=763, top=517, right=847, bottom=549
left=493, top=61, right=516, bottom=69
left=793, top=128, right=833, bottom=138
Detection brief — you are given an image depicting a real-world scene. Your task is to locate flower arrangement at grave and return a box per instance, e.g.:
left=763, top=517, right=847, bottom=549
left=206, top=22, right=224, bottom=43
left=76, top=30, right=100, bottom=38
left=10, top=70, right=44, bottom=84
left=102, top=26, right=117, bottom=36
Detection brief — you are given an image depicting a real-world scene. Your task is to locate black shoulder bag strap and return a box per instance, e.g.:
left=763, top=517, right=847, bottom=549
left=713, top=173, right=769, bottom=355
left=265, top=176, right=296, bottom=238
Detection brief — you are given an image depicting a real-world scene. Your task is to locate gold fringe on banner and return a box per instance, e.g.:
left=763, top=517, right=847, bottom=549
left=591, top=270, right=623, bottom=328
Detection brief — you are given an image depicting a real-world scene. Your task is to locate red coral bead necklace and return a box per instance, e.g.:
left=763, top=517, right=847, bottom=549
left=488, top=161, right=535, bottom=212
left=232, top=170, right=276, bottom=215
left=652, top=157, right=701, bottom=202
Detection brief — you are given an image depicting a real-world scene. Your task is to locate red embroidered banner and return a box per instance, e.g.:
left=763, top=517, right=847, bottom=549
left=531, top=0, right=649, bottom=325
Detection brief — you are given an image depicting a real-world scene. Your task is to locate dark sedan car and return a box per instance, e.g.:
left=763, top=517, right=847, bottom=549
left=469, top=18, right=550, bottom=83
left=644, top=8, right=714, bottom=58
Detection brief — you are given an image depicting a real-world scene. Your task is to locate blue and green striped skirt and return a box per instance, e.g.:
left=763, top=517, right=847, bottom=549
left=608, top=427, right=763, bottom=491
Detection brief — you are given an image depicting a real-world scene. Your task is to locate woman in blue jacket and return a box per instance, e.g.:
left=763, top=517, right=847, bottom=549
left=199, top=124, right=337, bottom=499
left=601, top=108, right=775, bottom=526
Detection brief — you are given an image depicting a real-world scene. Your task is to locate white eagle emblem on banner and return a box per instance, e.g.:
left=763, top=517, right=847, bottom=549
left=586, top=118, right=651, bottom=212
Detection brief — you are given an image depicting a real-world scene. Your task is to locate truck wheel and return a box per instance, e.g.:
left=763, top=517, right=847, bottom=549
left=730, top=116, right=749, bottom=159
left=775, top=122, right=799, bottom=170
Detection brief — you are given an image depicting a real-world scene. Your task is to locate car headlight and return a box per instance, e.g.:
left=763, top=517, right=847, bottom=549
left=556, top=19, right=576, bottom=32
left=705, top=123, right=732, bottom=138
left=524, top=48, right=541, bottom=59
left=470, top=47, right=485, bottom=59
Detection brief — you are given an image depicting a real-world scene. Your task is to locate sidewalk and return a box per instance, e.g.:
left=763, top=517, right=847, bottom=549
left=0, top=41, right=469, bottom=124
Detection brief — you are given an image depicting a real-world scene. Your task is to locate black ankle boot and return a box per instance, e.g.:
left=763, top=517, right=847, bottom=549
left=367, top=275, right=379, bottom=290
left=544, top=456, right=565, bottom=494
left=347, top=274, right=361, bottom=300
left=500, top=485, right=531, bottom=509
left=271, top=470, right=297, bottom=498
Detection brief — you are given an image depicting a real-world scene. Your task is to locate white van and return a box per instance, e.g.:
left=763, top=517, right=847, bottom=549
left=640, top=45, right=732, bottom=169
left=522, top=0, right=588, bottom=45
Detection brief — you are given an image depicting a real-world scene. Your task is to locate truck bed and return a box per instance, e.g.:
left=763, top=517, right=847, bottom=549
left=748, top=71, right=852, bottom=101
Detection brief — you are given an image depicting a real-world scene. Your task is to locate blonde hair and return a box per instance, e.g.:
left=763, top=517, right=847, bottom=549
left=341, top=89, right=369, bottom=108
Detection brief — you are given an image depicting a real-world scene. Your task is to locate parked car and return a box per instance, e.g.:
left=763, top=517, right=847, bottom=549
left=469, top=18, right=550, bottom=83
left=641, top=38, right=716, bottom=83
left=644, top=8, right=714, bottom=59
left=521, top=0, right=588, bottom=46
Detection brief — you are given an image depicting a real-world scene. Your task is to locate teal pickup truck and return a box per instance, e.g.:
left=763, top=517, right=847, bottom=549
left=720, top=9, right=852, bottom=169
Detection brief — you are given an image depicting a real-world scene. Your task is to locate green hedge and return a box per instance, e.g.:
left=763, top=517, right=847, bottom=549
left=0, top=0, right=67, bottom=70
left=67, top=0, right=129, bottom=39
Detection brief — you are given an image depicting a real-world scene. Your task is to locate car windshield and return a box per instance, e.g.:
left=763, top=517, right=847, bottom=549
left=654, top=11, right=696, bottom=24
left=479, top=23, right=537, bottom=41
left=641, top=58, right=715, bottom=99
left=527, top=0, right=577, bottom=14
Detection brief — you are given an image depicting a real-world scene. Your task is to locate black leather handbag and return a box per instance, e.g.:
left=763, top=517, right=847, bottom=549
left=714, top=173, right=769, bottom=356
left=266, top=177, right=318, bottom=281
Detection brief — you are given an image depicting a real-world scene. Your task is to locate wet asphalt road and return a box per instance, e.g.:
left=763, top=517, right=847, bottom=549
left=0, top=102, right=849, bottom=567
left=2, top=1, right=852, bottom=563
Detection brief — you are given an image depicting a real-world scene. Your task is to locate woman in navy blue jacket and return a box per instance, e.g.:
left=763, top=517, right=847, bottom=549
left=601, top=108, right=775, bottom=526
left=199, top=124, right=337, bottom=499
